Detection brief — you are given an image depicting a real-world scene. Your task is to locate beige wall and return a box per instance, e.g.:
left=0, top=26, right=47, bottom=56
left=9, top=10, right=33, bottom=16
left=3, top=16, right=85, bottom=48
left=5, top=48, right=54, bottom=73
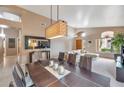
left=50, top=26, right=75, bottom=58
left=0, top=38, right=3, bottom=63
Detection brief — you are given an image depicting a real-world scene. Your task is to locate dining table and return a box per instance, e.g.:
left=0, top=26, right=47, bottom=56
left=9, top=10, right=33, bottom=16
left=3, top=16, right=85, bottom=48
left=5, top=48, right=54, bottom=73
left=26, top=60, right=110, bottom=87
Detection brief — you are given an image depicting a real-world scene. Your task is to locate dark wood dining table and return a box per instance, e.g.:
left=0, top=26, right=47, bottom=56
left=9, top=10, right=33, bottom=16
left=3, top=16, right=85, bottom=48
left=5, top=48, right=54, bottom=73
left=26, top=60, right=110, bottom=87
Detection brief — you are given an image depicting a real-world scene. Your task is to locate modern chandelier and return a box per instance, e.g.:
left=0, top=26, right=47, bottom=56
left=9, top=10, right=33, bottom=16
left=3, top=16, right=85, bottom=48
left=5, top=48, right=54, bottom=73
left=45, top=5, right=67, bottom=39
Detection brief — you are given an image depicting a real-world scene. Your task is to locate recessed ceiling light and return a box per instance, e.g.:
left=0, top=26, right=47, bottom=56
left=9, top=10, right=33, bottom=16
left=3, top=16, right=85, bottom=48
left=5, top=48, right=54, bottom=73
left=81, top=32, right=86, bottom=37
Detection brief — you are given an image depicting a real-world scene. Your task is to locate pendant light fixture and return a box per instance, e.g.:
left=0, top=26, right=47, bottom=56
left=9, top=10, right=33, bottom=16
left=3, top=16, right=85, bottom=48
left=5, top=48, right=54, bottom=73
left=46, top=5, right=67, bottom=39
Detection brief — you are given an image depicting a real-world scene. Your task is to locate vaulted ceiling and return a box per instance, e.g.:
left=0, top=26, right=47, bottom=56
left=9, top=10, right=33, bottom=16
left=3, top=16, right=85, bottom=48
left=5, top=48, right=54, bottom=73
left=19, top=5, right=124, bottom=28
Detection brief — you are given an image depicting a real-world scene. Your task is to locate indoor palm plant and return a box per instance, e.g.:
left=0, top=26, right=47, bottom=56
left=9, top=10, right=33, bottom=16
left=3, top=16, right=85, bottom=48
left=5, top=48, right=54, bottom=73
left=112, top=32, right=124, bottom=53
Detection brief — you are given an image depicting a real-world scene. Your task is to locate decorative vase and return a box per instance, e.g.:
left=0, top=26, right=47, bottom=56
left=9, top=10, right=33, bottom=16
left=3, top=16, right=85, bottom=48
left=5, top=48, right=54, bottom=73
left=58, top=65, right=65, bottom=75
left=53, top=62, right=59, bottom=70
left=49, top=60, right=54, bottom=67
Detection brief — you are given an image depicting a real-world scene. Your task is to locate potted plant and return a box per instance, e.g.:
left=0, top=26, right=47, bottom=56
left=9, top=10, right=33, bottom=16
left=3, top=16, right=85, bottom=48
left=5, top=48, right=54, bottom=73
left=111, top=33, right=124, bottom=61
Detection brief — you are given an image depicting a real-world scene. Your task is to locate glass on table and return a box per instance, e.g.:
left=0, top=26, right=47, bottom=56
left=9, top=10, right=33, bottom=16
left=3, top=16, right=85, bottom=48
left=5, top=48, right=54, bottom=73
left=58, top=65, right=65, bottom=75
left=53, top=62, right=59, bottom=71
left=49, top=60, right=54, bottom=67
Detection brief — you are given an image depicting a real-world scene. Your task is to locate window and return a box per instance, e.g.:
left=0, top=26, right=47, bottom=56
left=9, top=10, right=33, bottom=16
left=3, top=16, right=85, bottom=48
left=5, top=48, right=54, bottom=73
left=99, top=31, right=114, bottom=52
left=0, top=11, right=21, bottom=22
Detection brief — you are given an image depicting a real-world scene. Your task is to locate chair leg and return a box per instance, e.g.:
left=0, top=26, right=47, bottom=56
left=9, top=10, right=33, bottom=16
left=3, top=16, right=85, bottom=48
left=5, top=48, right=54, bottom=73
left=9, top=81, right=14, bottom=87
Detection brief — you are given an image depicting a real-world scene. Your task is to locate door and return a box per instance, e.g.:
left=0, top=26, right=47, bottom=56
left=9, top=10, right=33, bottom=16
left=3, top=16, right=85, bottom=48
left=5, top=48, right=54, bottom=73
left=76, top=39, right=82, bottom=49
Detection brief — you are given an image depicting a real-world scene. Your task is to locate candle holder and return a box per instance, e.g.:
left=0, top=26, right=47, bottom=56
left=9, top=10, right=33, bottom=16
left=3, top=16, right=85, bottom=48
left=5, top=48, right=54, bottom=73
left=49, top=60, right=54, bottom=67
left=58, top=65, right=65, bottom=75
left=53, top=62, right=59, bottom=71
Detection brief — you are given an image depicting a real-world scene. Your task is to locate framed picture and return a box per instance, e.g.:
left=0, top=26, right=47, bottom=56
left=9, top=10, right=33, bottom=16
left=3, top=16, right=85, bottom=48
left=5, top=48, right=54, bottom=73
left=8, top=38, right=16, bottom=48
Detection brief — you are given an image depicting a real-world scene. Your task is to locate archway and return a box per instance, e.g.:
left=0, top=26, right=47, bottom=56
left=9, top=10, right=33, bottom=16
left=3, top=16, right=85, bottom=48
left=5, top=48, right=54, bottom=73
left=100, top=31, right=114, bottom=52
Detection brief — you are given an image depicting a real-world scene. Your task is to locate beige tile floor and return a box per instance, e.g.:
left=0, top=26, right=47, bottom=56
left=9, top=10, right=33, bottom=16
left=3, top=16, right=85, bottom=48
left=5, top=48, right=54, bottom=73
left=0, top=56, right=26, bottom=87
left=92, top=58, right=124, bottom=87
left=0, top=56, right=124, bottom=87
left=0, top=56, right=17, bottom=87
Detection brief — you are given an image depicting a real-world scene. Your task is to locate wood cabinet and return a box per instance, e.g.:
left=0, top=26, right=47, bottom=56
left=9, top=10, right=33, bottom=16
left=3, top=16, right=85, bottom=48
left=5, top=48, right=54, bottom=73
left=29, top=51, right=50, bottom=63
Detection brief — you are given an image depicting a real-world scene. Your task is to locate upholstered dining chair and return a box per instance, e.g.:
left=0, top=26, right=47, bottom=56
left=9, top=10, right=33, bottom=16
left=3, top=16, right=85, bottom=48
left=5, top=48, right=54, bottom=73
left=50, top=52, right=65, bottom=64
left=67, top=54, right=76, bottom=65
left=9, top=81, right=14, bottom=87
left=16, top=62, right=34, bottom=87
left=12, top=67, right=25, bottom=87
left=79, top=56, right=92, bottom=71
left=58, top=52, right=65, bottom=61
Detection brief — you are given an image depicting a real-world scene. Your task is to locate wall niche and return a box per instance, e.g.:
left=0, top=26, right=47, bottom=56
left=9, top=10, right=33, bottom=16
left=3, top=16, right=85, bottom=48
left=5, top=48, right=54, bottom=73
left=25, top=36, right=50, bottom=49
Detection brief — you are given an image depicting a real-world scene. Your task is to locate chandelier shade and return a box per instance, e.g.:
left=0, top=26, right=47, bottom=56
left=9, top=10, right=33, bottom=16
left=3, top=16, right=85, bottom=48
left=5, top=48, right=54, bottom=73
left=45, top=20, right=67, bottom=39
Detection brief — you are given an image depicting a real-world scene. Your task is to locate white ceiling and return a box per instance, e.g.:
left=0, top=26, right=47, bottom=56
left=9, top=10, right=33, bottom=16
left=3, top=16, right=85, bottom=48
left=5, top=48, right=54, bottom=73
left=19, top=5, right=124, bottom=28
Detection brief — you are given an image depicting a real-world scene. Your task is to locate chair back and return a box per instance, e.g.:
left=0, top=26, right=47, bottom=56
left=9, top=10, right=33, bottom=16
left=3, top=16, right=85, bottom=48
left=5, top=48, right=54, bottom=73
left=12, top=67, right=25, bottom=87
left=67, top=54, right=76, bottom=65
left=58, top=52, right=65, bottom=61
left=16, top=62, right=25, bottom=77
left=16, top=62, right=26, bottom=86
left=79, top=56, right=92, bottom=71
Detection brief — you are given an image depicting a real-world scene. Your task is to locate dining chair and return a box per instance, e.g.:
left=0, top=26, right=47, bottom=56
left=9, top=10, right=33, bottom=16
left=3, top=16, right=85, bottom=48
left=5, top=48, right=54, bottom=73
left=12, top=67, right=25, bottom=87
left=58, top=52, right=65, bottom=61
left=67, top=54, right=76, bottom=65
left=79, top=56, right=92, bottom=71
left=16, top=62, right=34, bottom=87
left=9, top=81, right=14, bottom=87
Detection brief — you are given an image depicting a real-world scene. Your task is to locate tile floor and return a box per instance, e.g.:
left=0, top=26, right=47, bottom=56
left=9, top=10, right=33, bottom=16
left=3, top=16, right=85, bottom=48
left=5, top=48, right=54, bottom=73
left=0, top=56, right=124, bottom=87
left=92, top=58, right=124, bottom=87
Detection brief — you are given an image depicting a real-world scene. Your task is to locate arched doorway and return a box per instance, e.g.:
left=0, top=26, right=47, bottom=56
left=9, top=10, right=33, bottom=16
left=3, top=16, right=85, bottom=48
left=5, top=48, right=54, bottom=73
left=99, top=31, right=114, bottom=52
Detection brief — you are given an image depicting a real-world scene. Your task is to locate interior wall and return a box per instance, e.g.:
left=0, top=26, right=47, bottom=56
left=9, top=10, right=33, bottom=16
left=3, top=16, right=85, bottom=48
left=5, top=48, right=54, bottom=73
left=51, top=38, right=66, bottom=58
left=0, top=37, right=3, bottom=63
left=50, top=26, right=75, bottom=58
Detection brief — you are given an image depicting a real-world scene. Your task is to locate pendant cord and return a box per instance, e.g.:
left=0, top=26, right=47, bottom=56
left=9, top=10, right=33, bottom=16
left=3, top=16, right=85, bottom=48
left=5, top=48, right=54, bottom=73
left=50, top=5, right=52, bottom=24
left=57, top=5, right=59, bottom=21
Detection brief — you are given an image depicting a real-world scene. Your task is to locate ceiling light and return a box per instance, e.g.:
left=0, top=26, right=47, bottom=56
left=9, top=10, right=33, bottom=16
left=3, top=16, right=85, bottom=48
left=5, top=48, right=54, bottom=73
left=46, top=5, right=67, bottom=39
left=48, top=35, right=64, bottom=39
left=81, top=32, right=86, bottom=37
left=46, top=20, right=67, bottom=39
